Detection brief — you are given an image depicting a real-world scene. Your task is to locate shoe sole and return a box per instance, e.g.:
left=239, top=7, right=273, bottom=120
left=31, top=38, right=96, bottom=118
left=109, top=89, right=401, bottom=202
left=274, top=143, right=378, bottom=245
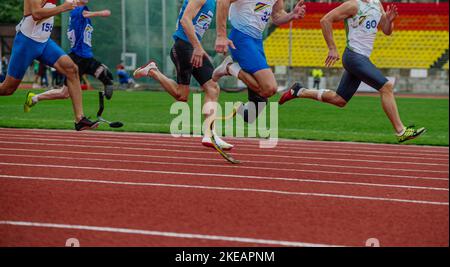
left=77, top=122, right=100, bottom=132
left=133, top=60, right=157, bottom=79
left=399, top=128, right=427, bottom=143
left=212, top=57, right=233, bottom=82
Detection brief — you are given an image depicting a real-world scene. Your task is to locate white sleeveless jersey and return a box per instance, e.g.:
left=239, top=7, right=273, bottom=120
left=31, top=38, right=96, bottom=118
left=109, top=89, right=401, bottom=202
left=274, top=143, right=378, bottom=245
left=345, top=0, right=382, bottom=57
left=229, top=0, right=277, bottom=39
left=16, top=2, right=56, bottom=43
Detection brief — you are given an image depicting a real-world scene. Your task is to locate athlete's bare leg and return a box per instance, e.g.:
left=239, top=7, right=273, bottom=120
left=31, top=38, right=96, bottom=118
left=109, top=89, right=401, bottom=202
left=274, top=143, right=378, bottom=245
left=36, top=86, right=70, bottom=101
left=53, top=55, right=85, bottom=122
left=201, top=79, right=220, bottom=137
left=298, top=88, right=348, bottom=107
left=379, top=81, right=405, bottom=133
left=0, top=75, right=21, bottom=96
left=236, top=70, right=261, bottom=93
left=285, top=82, right=406, bottom=133
left=148, top=69, right=190, bottom=102
left=252, top=68, right=278, bottom=98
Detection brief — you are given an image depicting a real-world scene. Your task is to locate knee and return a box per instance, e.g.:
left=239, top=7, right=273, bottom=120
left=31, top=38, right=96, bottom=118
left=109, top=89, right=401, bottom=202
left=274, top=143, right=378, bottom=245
left=380, top=82, right=394, bottom=95
left=204, top=83, right=220, bottom=100
left=0, top=85, right=16, bottom=96
left=64, top=63, right=79, bottom=79
left=61, top=88, right=70, bottom=99
left=175, top=94, right=188, bottom=102
left=260, top=83, right=277, bottom=98
left=333, top=95, right=347, bottom=108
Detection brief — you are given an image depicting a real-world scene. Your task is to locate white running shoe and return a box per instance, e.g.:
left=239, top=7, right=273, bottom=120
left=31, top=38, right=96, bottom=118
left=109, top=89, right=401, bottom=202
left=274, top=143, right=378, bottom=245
left=212, top=56, right=234, bottom=82
left=133, top=61, right=158, bottom=79
left=202, top=135, right=234, bottom=151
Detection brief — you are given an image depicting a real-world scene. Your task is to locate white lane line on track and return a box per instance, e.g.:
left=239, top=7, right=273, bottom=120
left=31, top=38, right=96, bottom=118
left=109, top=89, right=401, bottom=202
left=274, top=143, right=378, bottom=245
left=0, top=135, right=447, bottom=161
left=0, top=147, right=447, bottom=174
left=1, top=127, right=447, bottom=153
left=0, top=220, right=339, bottom=247
left=0, top=132, right=447, bottom=157
left=0, top=154, right=448, bottom=186
left=1, top=140, right=447, bottom=167
left=0, top=175, right=448, bottom=205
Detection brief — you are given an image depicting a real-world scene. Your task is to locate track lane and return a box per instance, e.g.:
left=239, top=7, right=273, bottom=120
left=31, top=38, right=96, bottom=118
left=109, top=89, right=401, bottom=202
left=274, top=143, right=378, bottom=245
left=0, top=128, right=447, bottom=247
left=1, top=128, right=447, bottom=154
left=0, top=179, right=448, bottom=246
left=0, top=136, right=447, bottom=164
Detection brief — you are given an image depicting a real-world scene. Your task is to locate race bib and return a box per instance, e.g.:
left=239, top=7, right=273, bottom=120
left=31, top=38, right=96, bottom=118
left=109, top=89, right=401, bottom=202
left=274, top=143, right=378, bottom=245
left=67, top=29, right=76, bottom=48
left=84, top=24, right=93, bottom=47
left=254, top=2, right=272, bottom=23
left=194, top=11, right=213, bottom=37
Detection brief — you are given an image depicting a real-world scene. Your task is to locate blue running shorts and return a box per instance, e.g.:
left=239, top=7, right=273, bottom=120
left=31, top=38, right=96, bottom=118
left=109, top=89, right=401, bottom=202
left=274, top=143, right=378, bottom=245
left=8, top=32, right=66, bottom=80
left=229, top=27, right=270, bottom=74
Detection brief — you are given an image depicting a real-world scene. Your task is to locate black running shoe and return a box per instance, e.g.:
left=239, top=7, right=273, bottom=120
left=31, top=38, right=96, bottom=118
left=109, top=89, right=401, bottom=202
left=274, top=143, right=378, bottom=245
left=279, top=82, right=305, bottom=105
left=75, top=117, right=100, bottom=131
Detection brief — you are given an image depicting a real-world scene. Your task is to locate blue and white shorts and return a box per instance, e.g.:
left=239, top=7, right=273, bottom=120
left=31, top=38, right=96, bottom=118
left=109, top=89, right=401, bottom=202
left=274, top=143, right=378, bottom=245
left=228, top=27, right=270, bottom=74
left=8, top=32, right=66, bottom=80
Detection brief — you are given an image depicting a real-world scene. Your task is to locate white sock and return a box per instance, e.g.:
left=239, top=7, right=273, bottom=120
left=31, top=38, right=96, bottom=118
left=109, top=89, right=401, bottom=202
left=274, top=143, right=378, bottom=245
left=317, top=89, right=329, bottom=102
left=397, top=127, right=406, bottom=136
left=228, top=63, right=241, bottom=78
left=32, top=96, right=39, bottom=103
left=292, top=88, right=305, bottom=97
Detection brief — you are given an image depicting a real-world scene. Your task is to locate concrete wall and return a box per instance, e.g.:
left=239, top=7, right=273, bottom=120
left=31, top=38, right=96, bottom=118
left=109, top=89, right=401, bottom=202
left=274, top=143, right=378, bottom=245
left=274, top=67, right=449, bottom=95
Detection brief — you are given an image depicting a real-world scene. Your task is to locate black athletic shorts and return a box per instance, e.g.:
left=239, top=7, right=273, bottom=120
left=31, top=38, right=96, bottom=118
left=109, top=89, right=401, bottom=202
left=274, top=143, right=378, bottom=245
left=69, top=52, right=102, bottom=79
left=170, top=38, right=214, bottom=86
left=336, top=48, right=389, bottom=102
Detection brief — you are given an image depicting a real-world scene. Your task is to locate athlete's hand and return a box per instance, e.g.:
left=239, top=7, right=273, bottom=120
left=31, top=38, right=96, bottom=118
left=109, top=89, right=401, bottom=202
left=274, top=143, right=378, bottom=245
left=191, top=46, right=209, bottom=68
left=215, top=36, right=236, bottom=54
left=385, top=4, right=398, bottom=23
left=325, top=48, right=340, bottom=67
left=62, top=0, right=78, bottom=11
left=99, top=9, right=112, bottom=17
left=292, top=0, right=306, bottom=20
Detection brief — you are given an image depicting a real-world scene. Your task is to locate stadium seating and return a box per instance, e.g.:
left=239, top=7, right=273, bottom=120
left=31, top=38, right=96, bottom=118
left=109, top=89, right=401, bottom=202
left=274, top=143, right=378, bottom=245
left=265, top=3, right=449, bottom=69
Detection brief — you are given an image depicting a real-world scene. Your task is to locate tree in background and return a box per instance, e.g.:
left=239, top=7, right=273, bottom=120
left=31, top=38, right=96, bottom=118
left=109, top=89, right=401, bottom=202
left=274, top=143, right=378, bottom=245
left=0, top=0, right=60, bottom=26
left=0, top=0, right=23, bottom=24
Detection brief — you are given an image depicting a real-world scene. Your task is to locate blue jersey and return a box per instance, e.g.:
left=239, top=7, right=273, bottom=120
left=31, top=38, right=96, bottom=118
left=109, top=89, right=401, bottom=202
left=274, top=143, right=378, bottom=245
left=67, top=6, right=94, bottom=58
left=116, top=69, right=131, bottom=84
left=173, top=0, right=216, bottom=43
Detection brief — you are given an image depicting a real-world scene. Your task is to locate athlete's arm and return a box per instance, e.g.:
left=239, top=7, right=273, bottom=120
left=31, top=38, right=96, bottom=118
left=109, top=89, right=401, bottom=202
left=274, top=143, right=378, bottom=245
left=215, top=0, right=238, bottom=54
left=271, top=0, right=306, bottom=26
left=83, top=10, right=111, bottom=18
left=320, top=0, right=358, bottom=67
left=29, top=0, right=77, bottom=21
left=181, top=0, right=208, bottom=68
left=379, top=4, right=397, bottom=36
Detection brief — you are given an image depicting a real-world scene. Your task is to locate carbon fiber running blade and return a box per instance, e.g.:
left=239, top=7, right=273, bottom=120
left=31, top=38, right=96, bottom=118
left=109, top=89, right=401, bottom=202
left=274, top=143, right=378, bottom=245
left=209, top=121, right=240, bottom=164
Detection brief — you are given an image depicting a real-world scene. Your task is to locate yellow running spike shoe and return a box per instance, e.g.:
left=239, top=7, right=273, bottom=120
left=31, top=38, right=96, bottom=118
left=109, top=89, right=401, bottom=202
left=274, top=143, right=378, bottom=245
left=397, top=125, right=427, bottom=143
left=24, top=92, right=36, bottom=113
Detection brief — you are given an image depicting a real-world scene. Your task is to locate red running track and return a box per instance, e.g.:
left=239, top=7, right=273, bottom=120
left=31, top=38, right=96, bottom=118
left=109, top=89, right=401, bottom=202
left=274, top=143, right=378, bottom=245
left=0, top=128, right=448, bottom=247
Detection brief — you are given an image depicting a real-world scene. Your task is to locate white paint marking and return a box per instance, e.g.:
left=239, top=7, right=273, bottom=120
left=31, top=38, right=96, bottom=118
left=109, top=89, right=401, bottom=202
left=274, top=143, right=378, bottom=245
left=0, top=140, right=447, bottom=167
left=0, top=175, right=448, bottom=205
left=0, top=220, right=339, bottom=247
left=1, top=128, right=446, bottom=154
left=0, top=147, right=447, bottom=174
left=0, top=136, right=446, bottom=161
left=0, top=154, right=448, bottom=186
left=0, top=132, right=447, bottom=157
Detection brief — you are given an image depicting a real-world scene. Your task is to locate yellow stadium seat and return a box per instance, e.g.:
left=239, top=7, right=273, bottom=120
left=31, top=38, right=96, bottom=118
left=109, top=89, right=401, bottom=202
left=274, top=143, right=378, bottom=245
left=264, top=29, right=449, bottom=69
